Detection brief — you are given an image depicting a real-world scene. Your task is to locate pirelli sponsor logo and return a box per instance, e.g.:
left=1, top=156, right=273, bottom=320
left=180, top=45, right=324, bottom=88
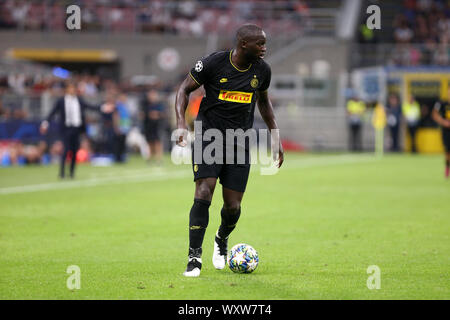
left=218, top=90, right=253, bottom=103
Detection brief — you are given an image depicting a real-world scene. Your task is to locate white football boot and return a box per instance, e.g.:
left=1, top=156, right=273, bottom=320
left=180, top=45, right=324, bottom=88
left=212, top=231, right=228, bottom=270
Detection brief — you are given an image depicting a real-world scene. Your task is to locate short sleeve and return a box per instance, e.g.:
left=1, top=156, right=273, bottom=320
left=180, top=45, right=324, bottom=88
left=434, top=101, right=441, bottom=111
left=189, top=53, right=216, bottom=86
left=258, top=63, right=272, bottom=92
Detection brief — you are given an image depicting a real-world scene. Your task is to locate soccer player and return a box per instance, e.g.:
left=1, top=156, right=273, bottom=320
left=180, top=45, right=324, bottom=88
left=432, top=89, right=450, bottom=178
left=174, top=24, right=284, bottom=277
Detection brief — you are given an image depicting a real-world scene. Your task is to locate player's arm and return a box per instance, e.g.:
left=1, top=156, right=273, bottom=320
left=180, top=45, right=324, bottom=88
left=432, top=102, right=450, bottom=128
left=257, top=90, right=284, bottom=168
left=80, top=98, right=110, bottom=113
left=40, top=98, right=61, bottom=135
left=174, top=75, right=201, bottom=146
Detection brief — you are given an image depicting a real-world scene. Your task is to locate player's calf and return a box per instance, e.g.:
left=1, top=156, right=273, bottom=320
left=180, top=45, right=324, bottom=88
left=213, top=206, right=241, bottom=270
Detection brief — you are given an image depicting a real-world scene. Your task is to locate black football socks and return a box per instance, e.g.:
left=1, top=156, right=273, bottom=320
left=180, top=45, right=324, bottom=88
left=218, top=206, right=241, bottom=240
left=189, top=198, right=211, bottom=250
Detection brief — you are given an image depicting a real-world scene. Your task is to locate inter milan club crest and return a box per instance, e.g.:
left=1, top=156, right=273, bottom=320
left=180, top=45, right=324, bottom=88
left=250, top=75, right=259, bottom=88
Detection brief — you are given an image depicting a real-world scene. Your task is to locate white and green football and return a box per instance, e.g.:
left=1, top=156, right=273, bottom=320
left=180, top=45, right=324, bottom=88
left=228, top=243, right=259, bottom=274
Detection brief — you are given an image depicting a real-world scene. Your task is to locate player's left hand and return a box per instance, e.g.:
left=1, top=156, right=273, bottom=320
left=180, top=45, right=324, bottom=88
left=276, top=143, right=284, bottom=168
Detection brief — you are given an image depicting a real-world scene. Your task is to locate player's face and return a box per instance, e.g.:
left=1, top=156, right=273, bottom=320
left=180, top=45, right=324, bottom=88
left=244, top=31, right=267, bottom=61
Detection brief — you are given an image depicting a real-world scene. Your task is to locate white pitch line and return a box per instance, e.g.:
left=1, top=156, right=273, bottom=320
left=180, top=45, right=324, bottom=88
left=0, top=170, right=191, bottom=195
left=0, top=154, right=376, bottom=195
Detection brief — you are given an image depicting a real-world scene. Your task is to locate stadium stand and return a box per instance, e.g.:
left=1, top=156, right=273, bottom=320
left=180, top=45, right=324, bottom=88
left=1, top=0, right=449, bottom=166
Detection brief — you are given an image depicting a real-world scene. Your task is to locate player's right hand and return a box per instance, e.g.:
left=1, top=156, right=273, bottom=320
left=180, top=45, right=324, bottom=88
left=443, top=120, right=450, bottom=128
left=174, top=127, right=188, bottom=147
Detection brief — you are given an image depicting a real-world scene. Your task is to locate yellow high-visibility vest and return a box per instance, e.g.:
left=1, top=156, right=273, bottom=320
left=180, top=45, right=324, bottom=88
left=347, top=100, right=366, bottom=115
left=372, top=103, right=387, bottom=129
left=402, top=100, right=420, bottom=122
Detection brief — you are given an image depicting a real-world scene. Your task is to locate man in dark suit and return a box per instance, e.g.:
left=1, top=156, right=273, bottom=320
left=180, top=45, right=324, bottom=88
left=40, top=82, right=102, bottom=179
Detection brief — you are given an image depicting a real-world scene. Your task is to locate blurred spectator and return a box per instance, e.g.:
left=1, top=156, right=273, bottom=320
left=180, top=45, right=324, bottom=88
left=394, top=17, right=414, bottom=43
left=113, top=93, right=131, bottom=163
left=49, top=140, right=64, bottom=165
left=0, top=101, right=7, bottom=120
left=402, top=94, right=421, bottom=153
left=0, top=0, right=308, bottom=37
left=346, top=93, right=366, bottom=152
left=40, top=82, right=102, bottom=178
left=11, top=0, right=29, bottom=30
left=0, top=140, right=49, bottom=166
left=386, top=93, right=402, bottom=152
left=99, top=92, right=117, bottom=156
left=390, top=0, right=450, bottom=66
left=141, top=89, right=165, bottom=164
left=78, top=75, right=99, bottom=97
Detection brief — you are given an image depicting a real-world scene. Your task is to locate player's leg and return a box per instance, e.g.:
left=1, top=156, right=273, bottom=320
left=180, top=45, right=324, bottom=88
left=184, top=177, right=217, bottom=277
left=69, top=130, right=80, bottom=178
left=212, top=163, right=250, bottom=270
left=60, top=132, right=70, bottom=179
left=212, top=187, right=244, bottom=269
left=443, top=131, right=450, bottom=178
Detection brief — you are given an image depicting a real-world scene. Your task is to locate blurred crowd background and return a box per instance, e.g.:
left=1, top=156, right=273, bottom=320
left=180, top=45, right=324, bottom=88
left=0, top=0, right=449, bottom=167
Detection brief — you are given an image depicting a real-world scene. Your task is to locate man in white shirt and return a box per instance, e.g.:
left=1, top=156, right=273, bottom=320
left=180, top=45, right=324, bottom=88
left=40, top=82, right=101, bottom=179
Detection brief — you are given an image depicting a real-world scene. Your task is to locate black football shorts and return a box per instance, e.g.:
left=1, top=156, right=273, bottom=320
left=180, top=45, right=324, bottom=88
left=443, top=130, right=450, bottom=152
left=191, top=143, right=251, bottom=193
left=192, top=162, right=250, bottom=193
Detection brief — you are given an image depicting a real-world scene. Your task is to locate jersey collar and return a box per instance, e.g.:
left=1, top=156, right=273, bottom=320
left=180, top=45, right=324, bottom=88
left=229, top=50, right=252, bottom=72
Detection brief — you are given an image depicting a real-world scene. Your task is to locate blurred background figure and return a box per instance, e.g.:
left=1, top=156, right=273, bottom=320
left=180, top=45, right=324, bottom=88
left=346, top=93, right=366, bottom=152
left=432, top=88, right=450, bottom=178
left=99, top=92, right=117, bottom=157
left=113, top=93, right=131, bottom=163
left=386, top=93, right=402, bottom=152
left=372, top=101, right=387, bottom=156
left=39, top=82, right=102, bottom=178
left=402, top=94, right=421, bottom=153
left=141, top=89, right=165, bottom=165
left=0, top=0, right=448, bottom=163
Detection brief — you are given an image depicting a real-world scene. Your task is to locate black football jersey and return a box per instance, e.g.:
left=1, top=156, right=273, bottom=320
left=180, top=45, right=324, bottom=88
left=434, top=101, right=450, bottom=132
left=189, top=50, right=271, bottom=132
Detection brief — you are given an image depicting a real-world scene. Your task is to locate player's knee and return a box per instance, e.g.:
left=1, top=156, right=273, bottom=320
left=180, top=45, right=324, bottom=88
left=223, top=201, right=241, bottom=215
left=195, top=184, right=213, bottom=201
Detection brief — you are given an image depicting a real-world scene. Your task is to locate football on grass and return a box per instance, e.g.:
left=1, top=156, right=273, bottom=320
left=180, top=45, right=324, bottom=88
left=228, top=243, right=259, bottom=273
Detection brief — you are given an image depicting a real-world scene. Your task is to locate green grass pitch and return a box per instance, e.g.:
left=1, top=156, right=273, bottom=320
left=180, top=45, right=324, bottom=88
left=0, top=152, right=449, bottom=299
